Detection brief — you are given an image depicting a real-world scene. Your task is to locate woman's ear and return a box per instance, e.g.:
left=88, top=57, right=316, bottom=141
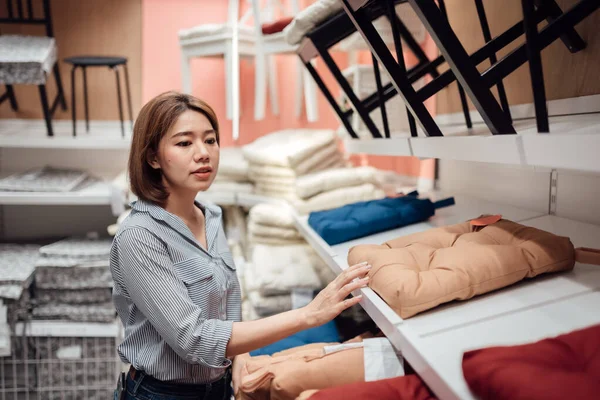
left=147, top=152, right=160, bottom=170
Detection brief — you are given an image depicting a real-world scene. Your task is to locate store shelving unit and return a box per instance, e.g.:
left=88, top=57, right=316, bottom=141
left=343, top=112, right=600, bottom=173
left=0, top=119, right=132, bottom=150
left=0, top=180, right=120, bottom=207
left=15, top=319, right=121, bottom=338
left=293, top=193, right=600, bottom=400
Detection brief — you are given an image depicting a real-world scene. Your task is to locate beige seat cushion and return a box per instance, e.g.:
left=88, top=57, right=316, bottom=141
left=348, top=219, right=576, bottom=319
left=238, top=342, right=364, bottom=400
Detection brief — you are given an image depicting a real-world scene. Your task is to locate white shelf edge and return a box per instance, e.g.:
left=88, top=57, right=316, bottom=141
left=343, top=137, right=412, bottom=156
left=341, top=113, right=600, bottom=173
left=0, top=119, right=132, bottom=150
left=15, top=319, right=121, bottom=338
left=0, top=182, right=120, bottom=207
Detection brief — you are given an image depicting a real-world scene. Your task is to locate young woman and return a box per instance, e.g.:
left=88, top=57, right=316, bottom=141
left=110, top=91, right=370, bottom=400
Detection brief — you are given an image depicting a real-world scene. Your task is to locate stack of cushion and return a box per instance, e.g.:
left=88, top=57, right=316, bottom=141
left=247, top=203, right=304, bottom=246
left=242, top=130, right=387, bottom=214
left=207, top=147, right=253, bottom=194
left=348, top=218, right=582, bottom=319
left=242, top=203, right=335, bottom=321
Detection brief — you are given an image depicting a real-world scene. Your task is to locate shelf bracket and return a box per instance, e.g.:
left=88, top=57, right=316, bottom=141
left=549, top=169, right=558, bottom=215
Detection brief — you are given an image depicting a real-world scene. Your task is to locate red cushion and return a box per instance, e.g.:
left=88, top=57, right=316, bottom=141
left=261, top=17, right=294, bottom=35
left=463, top=324, right=600, bottom=400
left=308, top=375, right=437, bottom=400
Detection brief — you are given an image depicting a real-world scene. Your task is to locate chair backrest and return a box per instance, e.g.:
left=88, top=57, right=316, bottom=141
left=0, top=0, right=54, bottom=37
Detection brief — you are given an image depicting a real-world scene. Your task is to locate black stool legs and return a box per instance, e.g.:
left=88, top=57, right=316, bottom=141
left=113, top=66, right=125, bottom=138
left=123, top=64, right=134, bottom=130
left=69, top=62, right=132, bottom=138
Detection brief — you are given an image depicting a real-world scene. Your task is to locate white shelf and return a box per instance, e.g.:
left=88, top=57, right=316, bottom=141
left=0, top=180, right=121, bottom=207
left=15, top=319, right=122, bottom=338
left=292, top=196, right=600, bottom=400
left=0, top=119, right=132, bottom=150
left=343, top=113, right=600, bottom=173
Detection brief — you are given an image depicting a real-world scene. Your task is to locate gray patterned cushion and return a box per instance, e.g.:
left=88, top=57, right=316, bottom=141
left=0, top=35, right=57, bottom=84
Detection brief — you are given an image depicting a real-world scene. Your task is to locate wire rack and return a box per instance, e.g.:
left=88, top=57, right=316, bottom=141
left=0, top=334, right=122, bottom=400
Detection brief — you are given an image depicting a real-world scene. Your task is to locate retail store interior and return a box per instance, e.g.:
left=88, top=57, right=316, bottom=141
left=0, top=0, right=599, bottom=399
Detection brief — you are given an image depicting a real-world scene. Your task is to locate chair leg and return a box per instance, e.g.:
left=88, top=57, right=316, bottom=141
left=38, top=85, right=54, bottom=137
left=83, top=66, right=90, bottom=132
left=372, top=54, right=390, bottom=138
left=6, top=85, right=18, bottom=111
left=114, top=67, right=125, bottom=138
left=341, top=0, right=443, bottom=137
left=295, top=59, right=304, bottom=118
left=267, top=55, right=279, bottom=117
left=303, top=67, right=319, bottom=123
left=474, top=0, right=512, bottom=123
left=181, top=52, right=193, bottom=95
left=231, top=45, right=241, bottom=141
left=303, top=59, right=357, bottom=138
left=407, top=0, right=515, bottom=134
left=386, top=0, right=417, bottom=137
left=317, top=44, right=382, bottom=138
left=71, top=66, right=77, bottom=137
left=535, top=0, right=586, bottom=53
left=523, top=0, right=549, bottom=132
left=123, top=63, right=134, bottom=129
left=438, top=0, right=473, bottom=129
left=52, top=64, right=67, bottom=110
left=254, top=53, right=267, bottom=120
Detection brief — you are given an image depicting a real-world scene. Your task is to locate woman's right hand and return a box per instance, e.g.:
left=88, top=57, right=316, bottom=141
left=301, top=262, right=371, bottom=328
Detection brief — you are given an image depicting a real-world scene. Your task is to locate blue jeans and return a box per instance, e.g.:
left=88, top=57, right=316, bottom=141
left=115, top=369, right=232, bottom=400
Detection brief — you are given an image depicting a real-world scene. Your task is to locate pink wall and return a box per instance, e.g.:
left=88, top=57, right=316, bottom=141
left=141, top=0, right=435, bottom=179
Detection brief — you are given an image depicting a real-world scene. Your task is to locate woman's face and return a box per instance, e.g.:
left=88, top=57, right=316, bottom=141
left=150, top=109, right=220, bottom=194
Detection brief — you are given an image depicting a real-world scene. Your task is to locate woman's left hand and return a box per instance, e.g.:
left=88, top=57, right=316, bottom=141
left=232, top=352, right=250, bottom=397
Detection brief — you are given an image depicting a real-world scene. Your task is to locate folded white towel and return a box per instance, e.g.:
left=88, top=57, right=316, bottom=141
left=248, top=221, right=303, bottom=240
left=295, top=166, right=378, bottom=199
left=218, top=147, right=249, bottom=181
left=249, top=149, right=345, bottom=180
left=248, top=203, right=296, bottom=228
left=250, top=244, right=323, bottom=295
left=247, top=291, right=292, bottom=316
left=248, top=234, right=306, bottom=246
left=243, top=129, right=336, bottom=168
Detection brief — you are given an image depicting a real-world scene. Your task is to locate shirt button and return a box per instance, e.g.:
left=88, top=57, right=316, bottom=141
left=191, top=356, right=198, bottom=362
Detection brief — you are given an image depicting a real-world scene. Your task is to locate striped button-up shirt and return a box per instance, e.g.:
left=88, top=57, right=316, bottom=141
left=110, top=199, right=241, bottom=383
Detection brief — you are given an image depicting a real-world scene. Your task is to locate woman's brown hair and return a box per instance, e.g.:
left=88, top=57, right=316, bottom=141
left=128, top=91, right=220, bottom=205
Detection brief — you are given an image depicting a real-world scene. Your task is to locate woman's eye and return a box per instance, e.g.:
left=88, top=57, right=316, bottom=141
left=206, top=138, right=217, bottom=145
left=176, top=141, right=191, bottom=147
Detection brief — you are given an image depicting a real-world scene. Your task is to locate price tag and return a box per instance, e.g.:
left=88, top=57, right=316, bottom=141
left=291, top=288, right=314, bottom=309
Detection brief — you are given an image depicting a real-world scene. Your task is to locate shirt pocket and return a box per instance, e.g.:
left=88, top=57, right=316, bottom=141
left=173, top=257, right=223, bottom=306
left=219, top=251, right=236, bottom=271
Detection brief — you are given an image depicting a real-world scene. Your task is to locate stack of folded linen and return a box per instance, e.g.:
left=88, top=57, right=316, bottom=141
left=243, top=130, right=388, bottom=214
left=0, top=244, right=40, bottom=327
left=207, top=147, right=253, bottom=194
left=33, top=237, right=115, bottom=323
left=247, top=203, right=304, bottom=246
left=241, top=203, right=336, bottom=320
left=243, top=129, right=347, bottom=196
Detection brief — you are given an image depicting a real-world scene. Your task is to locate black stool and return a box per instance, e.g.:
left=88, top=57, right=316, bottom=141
left=64, top=56, right=133, bottom=137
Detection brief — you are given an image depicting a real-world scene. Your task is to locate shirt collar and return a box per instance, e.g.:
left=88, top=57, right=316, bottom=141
left=130, top=199, right=221, bottom=254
